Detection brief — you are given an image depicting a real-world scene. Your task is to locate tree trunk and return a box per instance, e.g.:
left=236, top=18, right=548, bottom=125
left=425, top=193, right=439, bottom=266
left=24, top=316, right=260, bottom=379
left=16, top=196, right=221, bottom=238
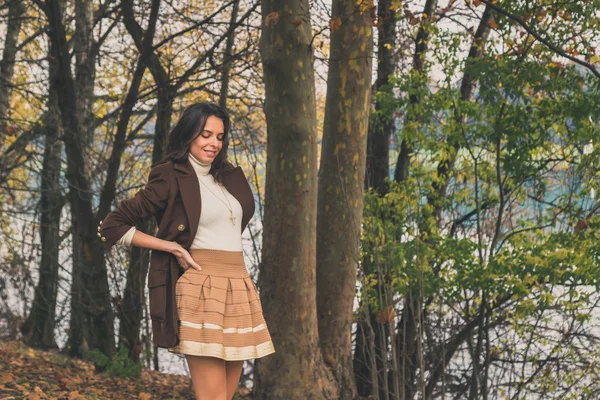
left=353, top=300, right=382, bottom=398
left=0, top=0, right=24, bottom=135
left=118, top=228, right=151, bottom=361
left=219, top=0, right=240, bottom=108
left=355, top=0, right=397, bottom=396
left=255, top=0, right=336, bottom=397
left=316, top=0, right=373, bottom=398
left=74, top=0, right=95, bottom=144
left=365, top=0, right=396, bottom=194
left=41, top=0, right=115, bottom=358
left=21, top=36, right=64, bottom=348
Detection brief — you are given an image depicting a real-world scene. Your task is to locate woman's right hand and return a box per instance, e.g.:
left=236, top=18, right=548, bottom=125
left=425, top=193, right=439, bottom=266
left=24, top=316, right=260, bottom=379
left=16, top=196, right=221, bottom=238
left=170, top=242, right=202, bottom=271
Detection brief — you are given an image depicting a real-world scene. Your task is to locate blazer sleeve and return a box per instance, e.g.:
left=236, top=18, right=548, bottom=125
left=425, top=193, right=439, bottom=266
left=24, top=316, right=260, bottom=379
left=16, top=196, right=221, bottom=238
left=98, top=163, right=171, bottom=250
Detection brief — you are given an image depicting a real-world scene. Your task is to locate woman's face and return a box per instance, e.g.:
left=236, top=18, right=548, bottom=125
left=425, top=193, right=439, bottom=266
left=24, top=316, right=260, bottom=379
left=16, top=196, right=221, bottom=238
left=189, top=115, right=225, bottom=164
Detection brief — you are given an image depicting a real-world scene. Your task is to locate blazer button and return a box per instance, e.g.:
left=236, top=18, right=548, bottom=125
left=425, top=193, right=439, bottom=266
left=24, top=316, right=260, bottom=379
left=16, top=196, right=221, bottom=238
left=101, top=236, right=107, bottom=242
left=177, top=224, right=185, bottom=232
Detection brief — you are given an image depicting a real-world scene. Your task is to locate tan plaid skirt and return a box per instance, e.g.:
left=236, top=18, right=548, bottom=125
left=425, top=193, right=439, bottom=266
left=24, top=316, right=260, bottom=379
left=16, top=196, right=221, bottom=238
left=168, top=249, right=275, bottom=361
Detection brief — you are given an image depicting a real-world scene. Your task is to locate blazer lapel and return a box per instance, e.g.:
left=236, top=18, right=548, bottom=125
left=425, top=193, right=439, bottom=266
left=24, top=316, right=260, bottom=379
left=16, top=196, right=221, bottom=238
left=174, top=160, right=201, bottom=248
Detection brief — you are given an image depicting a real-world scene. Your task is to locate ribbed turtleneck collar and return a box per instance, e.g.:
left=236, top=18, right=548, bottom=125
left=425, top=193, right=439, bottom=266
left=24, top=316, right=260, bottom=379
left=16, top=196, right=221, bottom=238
left=188, top=152, right=211, bottom=176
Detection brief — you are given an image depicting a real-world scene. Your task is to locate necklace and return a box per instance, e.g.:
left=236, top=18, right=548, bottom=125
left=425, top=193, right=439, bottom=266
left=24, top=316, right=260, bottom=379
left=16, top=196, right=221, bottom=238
left=199, top=178, right=236, bottom=226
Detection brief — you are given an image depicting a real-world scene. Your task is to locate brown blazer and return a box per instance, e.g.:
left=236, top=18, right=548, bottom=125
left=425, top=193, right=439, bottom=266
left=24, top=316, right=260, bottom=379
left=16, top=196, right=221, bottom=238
left=98, top=159, right=255, bottom=348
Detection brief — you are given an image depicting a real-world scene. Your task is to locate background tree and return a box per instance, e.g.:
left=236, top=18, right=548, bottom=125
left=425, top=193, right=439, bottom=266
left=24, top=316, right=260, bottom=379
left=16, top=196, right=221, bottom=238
left=255, top=0, right=337, bottom=396
left=20, top=14, right=65, bottom=349
left=316, top=0, right=374, bottom=398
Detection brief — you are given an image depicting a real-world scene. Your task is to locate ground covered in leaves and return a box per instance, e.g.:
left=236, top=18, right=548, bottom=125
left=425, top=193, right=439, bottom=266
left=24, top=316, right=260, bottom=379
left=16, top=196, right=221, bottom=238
left=0, top=340, right=252, bottom=399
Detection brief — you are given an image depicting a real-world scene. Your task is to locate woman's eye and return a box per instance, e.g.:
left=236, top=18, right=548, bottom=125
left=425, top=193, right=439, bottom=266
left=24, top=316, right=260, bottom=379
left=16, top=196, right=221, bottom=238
left=201, top=133, right=224, bottom=140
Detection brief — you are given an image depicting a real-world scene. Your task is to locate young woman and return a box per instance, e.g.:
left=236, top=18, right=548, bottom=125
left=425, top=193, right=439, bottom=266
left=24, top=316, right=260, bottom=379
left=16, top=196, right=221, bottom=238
left=98, top=103, right=275, bottom=399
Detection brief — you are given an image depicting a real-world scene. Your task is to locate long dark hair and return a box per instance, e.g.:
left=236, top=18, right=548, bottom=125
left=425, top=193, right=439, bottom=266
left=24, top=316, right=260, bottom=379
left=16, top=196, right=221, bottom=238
left=160, top=102, right=235, bottom=183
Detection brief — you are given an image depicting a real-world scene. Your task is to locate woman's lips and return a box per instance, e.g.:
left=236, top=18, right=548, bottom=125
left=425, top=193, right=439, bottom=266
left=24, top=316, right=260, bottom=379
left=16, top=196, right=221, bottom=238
left=204, top=149, right=217, bottom=157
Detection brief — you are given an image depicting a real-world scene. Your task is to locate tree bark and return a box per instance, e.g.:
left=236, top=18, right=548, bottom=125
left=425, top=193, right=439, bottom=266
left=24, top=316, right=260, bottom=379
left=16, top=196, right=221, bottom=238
left=316, top=0, right=373, bottom=398
left=21, top=34, right=64, bottom=349
left=365, top=0, right=396, bottom=194
left=74, top=0, right=95, bottom=144
left=0, top=0, right=24, bottom=136
left=41, top=0, right=115, bottom=358
left=255, top=0, right=336, bottom=397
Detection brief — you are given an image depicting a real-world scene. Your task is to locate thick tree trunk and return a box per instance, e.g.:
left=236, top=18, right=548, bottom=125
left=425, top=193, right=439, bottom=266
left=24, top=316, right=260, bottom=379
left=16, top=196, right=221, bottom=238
left=255, top=0, right=336, bottom=397
left=316, top=0, right=373, bottom=398
left=0, top=0, right=24, bottom=135
left=21, top=39, right=64, bottom=348
left=42, top=0, right=114, bottom=358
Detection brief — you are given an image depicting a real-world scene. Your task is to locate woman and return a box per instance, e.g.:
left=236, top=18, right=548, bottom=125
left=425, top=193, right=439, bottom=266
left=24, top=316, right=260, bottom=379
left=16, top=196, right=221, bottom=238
left=98, top=103, right=275, bottom=399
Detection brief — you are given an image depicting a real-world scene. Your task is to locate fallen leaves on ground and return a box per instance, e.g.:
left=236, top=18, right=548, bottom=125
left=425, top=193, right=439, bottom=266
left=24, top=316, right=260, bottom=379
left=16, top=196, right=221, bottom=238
left=0, top=340, right=253, bottom=399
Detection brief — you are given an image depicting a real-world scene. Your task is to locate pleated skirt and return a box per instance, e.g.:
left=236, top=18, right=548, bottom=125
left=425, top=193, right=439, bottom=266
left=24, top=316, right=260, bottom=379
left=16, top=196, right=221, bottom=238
left=168, top=249, right=276, bottom=361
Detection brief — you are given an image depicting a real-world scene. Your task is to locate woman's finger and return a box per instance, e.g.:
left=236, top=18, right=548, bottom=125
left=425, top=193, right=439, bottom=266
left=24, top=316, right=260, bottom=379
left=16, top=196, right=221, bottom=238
left=183, top=253, right=200, bottom=271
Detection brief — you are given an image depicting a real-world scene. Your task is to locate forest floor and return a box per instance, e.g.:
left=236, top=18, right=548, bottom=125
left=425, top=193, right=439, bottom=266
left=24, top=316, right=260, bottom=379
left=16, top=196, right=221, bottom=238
left=0, top=340, right=253, bottom=399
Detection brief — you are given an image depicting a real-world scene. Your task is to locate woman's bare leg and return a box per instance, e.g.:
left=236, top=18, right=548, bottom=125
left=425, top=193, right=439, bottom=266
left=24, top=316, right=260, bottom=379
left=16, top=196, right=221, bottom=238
left=225, top=360, right=244, bottom=399
left=186, top=355, right=227, bottom=400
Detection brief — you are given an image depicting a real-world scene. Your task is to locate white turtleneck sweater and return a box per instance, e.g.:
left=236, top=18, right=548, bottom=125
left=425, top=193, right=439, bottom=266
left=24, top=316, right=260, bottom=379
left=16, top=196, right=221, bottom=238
left=116, top=153, right=244, bottom=251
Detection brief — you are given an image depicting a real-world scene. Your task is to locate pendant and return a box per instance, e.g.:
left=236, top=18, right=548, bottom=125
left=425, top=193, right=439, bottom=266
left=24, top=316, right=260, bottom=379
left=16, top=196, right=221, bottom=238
left=230, top=211, right=235, bottom=226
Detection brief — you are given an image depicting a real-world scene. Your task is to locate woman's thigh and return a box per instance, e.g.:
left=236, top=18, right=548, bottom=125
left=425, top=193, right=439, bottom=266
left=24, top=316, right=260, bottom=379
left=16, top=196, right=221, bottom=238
left=186, top=355, right=227, bottom=400
left=225, top=360, right=244, bottom=399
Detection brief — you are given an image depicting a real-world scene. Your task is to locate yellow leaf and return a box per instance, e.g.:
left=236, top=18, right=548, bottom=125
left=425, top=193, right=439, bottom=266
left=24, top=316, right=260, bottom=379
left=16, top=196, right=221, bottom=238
left=489, top=19, right=499, bottom=29
left=330, top=17, right=342, bottom=32
left=390, top=0, right=403, bottom=11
